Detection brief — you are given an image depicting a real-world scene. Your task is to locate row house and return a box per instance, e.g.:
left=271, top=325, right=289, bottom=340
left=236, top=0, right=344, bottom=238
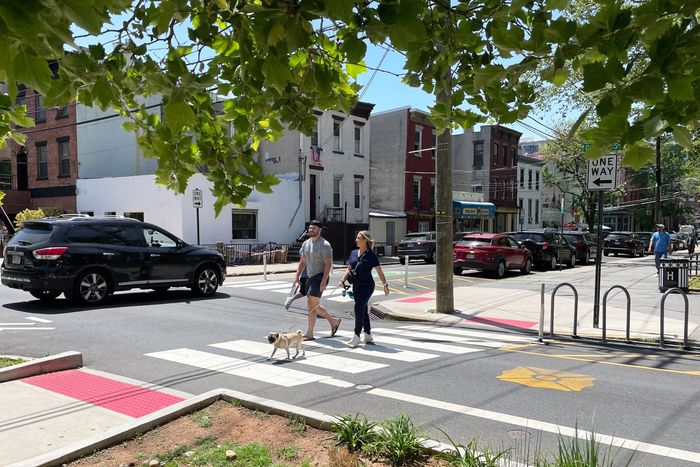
left=368, top=107, right=436, bottom=245
left=517, top=155, right=545, bottom=230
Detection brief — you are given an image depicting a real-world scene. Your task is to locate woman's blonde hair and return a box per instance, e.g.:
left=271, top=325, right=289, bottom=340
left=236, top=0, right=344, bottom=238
left=358, top=230, right=374, bottom=250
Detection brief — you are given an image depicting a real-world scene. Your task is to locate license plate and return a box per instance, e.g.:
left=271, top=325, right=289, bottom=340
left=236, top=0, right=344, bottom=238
left=406, top=243, right=414, bottom=247
left=466, top=254, right=475, bottom=259
left=11, top=254, right=22, bottom=265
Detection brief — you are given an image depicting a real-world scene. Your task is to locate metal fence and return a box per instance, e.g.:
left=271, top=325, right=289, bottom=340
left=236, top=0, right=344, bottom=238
left=203, top=242, right=294, bottom=266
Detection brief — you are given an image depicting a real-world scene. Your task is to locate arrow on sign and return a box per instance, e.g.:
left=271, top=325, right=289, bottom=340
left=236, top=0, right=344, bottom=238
left=592, top=178, right=613, bottom=187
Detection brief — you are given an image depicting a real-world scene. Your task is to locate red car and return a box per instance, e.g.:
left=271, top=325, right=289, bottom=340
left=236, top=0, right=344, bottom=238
left=453, top=233, right=533, bottom=278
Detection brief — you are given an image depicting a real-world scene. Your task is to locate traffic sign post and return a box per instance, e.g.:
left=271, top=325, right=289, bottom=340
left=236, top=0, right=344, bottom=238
left=193, top=188, right=203, bottom=244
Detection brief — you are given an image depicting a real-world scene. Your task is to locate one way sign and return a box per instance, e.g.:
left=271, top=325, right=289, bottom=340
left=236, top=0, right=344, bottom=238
left=587, top=155, right=618, bottom=191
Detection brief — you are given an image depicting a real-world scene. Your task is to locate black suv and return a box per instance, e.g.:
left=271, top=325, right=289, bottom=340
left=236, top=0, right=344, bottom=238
left=397, top=231, right=436, bottom=264
left=563, top=231, right=598, bottom=264
left=509, top=230, right=577, bottom=269
left=603, top=231, right=646, bottom=257
left=1, top=217, right=226, bottom=305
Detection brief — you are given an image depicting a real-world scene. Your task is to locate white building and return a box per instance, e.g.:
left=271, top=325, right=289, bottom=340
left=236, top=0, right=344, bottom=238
left=516, top=154, right=545, bottom=230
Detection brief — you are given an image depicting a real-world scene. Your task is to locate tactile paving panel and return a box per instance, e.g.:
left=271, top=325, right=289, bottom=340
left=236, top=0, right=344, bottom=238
left=23, top=369, right=184, bottom=418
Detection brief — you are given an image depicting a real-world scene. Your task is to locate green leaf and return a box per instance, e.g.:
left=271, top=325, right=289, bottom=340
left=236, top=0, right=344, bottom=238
left=346, top=61, right=366, bottom=79
left=642, top=114, right=668, bottom=137
left=92, top=76, right=115, bottom=109
left=667, top=76, right=695, bottom=102
left=267, top=22, right=286, bottom=46
left=163, top=91, right=196, bottom=131
left=622, top=143, right=654, bottom=170
left=582, top=62, right=606, bottom=91
left=473, top=66, right=504, bottom=91
left=12, top=48, right=53, bottom=94
left=672, top=126, right=693, bottom=150
left=324, top=0, right=354, bottom=23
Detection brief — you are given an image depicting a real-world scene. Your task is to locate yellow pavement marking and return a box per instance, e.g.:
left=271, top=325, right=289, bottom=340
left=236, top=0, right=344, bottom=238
left=405, top=281, right=432, bottom=290
left=501, top=344, right=700, bottom=376
left=497, top=367, right=595, bottom=392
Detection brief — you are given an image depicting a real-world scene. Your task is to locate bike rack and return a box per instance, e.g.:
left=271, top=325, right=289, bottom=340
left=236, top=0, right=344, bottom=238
left=601, top=285, right=631, bottom=343
left=550, top=282, right=579, bottom=338
left=659, top=288, right=690, bottom=349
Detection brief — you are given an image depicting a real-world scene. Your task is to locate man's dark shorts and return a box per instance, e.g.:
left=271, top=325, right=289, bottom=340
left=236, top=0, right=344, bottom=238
left=299, top=276, right=308, bottom=296
left=306, top=273, right=328, bottom=298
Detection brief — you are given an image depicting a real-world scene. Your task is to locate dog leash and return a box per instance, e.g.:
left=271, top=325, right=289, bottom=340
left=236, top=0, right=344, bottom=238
left=283, top=282, right=344, bottom=334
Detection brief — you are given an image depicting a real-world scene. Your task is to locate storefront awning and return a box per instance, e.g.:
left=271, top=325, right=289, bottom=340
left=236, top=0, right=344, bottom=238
left=452, top=201, right=495, bottom=219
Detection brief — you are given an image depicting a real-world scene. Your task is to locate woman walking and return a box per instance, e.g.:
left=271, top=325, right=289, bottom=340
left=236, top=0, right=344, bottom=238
left=339, top=230, right=389, bottom=347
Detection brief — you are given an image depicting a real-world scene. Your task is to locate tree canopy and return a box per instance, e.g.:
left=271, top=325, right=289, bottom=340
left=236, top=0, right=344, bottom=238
left=1, top=0, right=699, bottom=210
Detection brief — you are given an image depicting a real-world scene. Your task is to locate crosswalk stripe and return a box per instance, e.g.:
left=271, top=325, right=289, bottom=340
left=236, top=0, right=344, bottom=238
left=222, top=280, right=285, bottom=288
left=333, top=330, right=481, bottom=354
left=304, top=338, right=438, bottom=362
left=209, top=340, right=388, bottom=373
left=326, top=290, right=386, bottom=302
left=0, top=327, right=55, bottom=331
left=399, top=324, right=532, bottom=342
left=26, top=317, right=53, bottom=323
left=249, top=283, right=295, bottom=291
left=145, top=348, right=329, bottom=387
left=371, top=328, right=513, bottom=348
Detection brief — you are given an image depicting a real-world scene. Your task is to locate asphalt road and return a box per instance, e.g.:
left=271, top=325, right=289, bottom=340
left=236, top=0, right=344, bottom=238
left=2, top=254, right=699, bottom=466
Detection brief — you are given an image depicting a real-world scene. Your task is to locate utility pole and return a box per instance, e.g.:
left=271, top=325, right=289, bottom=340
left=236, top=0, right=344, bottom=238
left=435, top=44, right=454, bottom=314
left=654, top=136, right=662, bottom=224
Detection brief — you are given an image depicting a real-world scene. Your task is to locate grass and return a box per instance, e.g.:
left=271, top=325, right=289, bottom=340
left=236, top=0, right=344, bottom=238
left=436, top=431, right=508, bottom=466
left=194, top=411, right=212, bottom=428
left=0, top=357, right=24, bottom=368
left=276, top=445, right=300, bottom=461
left=332, top=413, right=377, bottom=452
left=533, top=426, right=634, bottom=467
left=286, top=414, right=307, bottom=434
left=154, top=438, right=277, bottom=466
left=367, top=412, right=426, bottom=466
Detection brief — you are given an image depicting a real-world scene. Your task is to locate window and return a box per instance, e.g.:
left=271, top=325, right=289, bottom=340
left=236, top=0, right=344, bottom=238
left=520, top=168, right=524, bottom=188
left=430, top=183, right=435, bottom=209
left=502, top=144, right=508, bottom=166
left=535, top=200, right=539, bottom=223
left=511, top=180, right=516, bottom=200
left=535, top=171, right=540, bottom=190
left=65, top=225, right=102, bottom=243
left=386, top=221, right=396, bottom=244
left=518, top=198, right=524, bottom=214
left=143, top=227, right=177, bottom=248
left=528, top=169, right=533, bottom=189
left=35, top=94, right=46, bottom=122
left=512, top=147, right=517, bottom=166
left=492, top=178, right=498, bottom=199
left=311, top=117, right=319, bottom=147
left=80, top=211, right=94, bottom=216
left=472, top=185, right=483, bottom=193
left=333, top=120, right=342, bottom=151
left=473, top=142, right=483, bottom=169
left=232, top=210, right=257, bottom=240
left=333, top=177, right=342, bottom=207
left=492, top=143, right=498, bottom=165
left=123, top=212, right=144, bottom=221
left=56, top=105, right=69, bottom=119
left=414, top=125, right=422, bottom=153
left=527, top=199, right=532, bottom=223
left=431, top=131, right=437, bottom=159
left=104, top=211, right=116, bottom=216
left=413, top=180, right=420, bottom=208
left=36, top=142, right=48, bottom=179
left=102, top=225, right=142, bottom=246
left=354, top=124, right=362, bottom=155
left=354, top=179, right=362, bottom=209
left=501, top=180, right=507, bottom=199
left=58, top=138, right=70, bottom=177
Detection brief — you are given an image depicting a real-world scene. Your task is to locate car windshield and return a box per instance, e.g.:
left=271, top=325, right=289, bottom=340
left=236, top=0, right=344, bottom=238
left=607, top=234, right=630, bottom=240
left=402, top=234, right=427, bottom=241
left=9, top=223, right=53, bottom=245
left=512, top=233, right=545, bottom=242
left=457, top=238, right=491, bottom=247
left=563, top=234, right=580, bottom=243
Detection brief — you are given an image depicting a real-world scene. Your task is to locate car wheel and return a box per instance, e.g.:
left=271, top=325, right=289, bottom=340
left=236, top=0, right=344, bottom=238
left=426, top=250, right=436, bottom=264
left=604, top=250, right=609, bottom=256
left=29, top=290, right=62, bottom=302
left=192, top=265, right=220, bottom=296
left=549, top=255, right=558, bottom=270
left=521, top=257, right=532, bottom=274
left=399, top=257, right=406, bottom=265
left=453, top=267, right=463, bottom=275
left=494, top=260, right=506, bottom=278
left=613, top=252, right=618, bottom=256
left=74, top=269, right=111, bottom=306
left=568, top=254, right=576, bottom=268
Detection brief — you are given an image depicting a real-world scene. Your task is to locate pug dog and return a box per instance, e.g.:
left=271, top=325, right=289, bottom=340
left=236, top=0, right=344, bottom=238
left=267, top=330, right=306, bottom=360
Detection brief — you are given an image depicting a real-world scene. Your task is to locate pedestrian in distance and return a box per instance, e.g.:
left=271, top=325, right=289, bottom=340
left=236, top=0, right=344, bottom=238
left=648, top=223, right=673, bottom=273
left=687, top=231, right=696, bottom=257
left=285, top=233, right=309, bottom=310
left=292, top=220, right=341, bottom=340
left=339, top=230, right=389, bottom=347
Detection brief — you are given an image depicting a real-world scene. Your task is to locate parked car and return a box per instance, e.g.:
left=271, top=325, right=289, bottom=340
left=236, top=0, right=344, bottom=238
left=1, top=217, right=226, bottom=306
left=670, top=231, right=687, bottom=250
left=453, top=231, right=473, bottom=246
left=397, top=231, right=436, bottom=264
left=509, top=230, right=577, bottom=269
left=563, top=231, right=598, bottom=264
left=602, top=231, right=646, bottom=256
left=635, top=232, right=653, bottom=254
left=453, top=233, right=533, bottom=278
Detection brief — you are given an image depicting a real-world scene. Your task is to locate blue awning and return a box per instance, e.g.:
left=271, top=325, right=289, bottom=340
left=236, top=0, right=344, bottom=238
left=452, top=201, right=495, bottom=219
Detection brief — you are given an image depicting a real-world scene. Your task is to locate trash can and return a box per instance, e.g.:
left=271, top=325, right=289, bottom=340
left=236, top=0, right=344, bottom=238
left=659, top=258, right=690, bottom=292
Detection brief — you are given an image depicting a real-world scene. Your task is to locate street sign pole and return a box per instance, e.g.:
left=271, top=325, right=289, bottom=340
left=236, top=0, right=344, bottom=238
left=593, top=190, right=603, bottom=328
left=196, top=208, right=200, bottom=245
left=193, top=188, right=203, bottom=245
left=559, top=196, right=564, bottom=271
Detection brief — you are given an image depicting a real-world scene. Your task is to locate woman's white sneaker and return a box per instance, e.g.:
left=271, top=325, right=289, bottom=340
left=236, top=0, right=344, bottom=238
left=363, top=333, right=374, bottom=344
left=347, top=334, right=362, bottom=347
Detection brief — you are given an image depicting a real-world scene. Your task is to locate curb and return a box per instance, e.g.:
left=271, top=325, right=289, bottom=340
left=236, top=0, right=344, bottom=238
left=0, top=351, right=83, bottom=383
left=11, top=387, right=454, bottom=467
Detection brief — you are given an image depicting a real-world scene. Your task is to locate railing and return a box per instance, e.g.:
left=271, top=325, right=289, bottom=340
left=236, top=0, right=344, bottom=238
left=319, top=207, right=344, bottom=223
left=203, top=242, right=293, bottom=266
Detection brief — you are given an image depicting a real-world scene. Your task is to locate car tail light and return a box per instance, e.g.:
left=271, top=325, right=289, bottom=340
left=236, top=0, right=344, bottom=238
left=33, top=247, right=68, bottom=260
left=416, top=241, right=428, bottom=245
left=542, top=241, right=549, bottom=250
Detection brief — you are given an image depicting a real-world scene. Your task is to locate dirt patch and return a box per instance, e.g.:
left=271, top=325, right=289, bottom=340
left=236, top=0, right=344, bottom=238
left=67, top=400, right=447, bottom=466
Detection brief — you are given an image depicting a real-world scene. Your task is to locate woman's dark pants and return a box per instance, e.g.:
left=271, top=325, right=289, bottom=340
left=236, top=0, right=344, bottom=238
left=353, top=284, right=374, bottom=336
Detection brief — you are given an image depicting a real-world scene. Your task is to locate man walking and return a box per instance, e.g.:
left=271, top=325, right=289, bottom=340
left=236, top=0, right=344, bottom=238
left=648, top=223, right=673, bottom=273
left=293, top=220, right=341, bottom=340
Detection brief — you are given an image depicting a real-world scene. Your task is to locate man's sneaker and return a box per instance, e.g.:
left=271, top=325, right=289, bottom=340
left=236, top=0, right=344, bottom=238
left=284, top=295, right=294, bottom=310
left=347, top=334, right=362, bottom=347
left=363, top=332, right=374, bottom=344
